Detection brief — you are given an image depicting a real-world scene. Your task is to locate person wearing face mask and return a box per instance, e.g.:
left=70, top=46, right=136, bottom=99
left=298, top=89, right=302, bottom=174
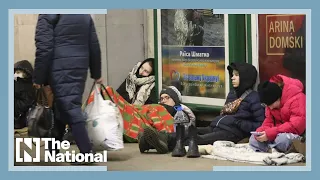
left=14, top=60, right=36, bottom=129
left=138, top=62, right=265, bottom=157
left=116, top=58, right=157, bottom=106
left=249, top=75, right=306, bottom=154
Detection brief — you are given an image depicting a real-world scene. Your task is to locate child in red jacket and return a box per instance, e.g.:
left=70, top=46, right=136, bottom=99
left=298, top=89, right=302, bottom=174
left=249, top=75, right=306, bottom=153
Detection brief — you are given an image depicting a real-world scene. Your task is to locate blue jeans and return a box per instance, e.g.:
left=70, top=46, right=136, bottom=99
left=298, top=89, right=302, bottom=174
left=249, top=133, right=300, bottom=153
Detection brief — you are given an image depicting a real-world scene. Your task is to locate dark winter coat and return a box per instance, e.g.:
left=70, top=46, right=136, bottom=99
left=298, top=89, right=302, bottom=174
left=33, top=14, right=101, bottom=124
left=210, top=63, right=265, bottom=138
left=14, top=60, right=36, bottom=129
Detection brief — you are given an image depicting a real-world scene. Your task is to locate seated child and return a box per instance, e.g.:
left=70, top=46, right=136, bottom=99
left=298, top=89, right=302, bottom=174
left=249, top=75, right=306, bottom=153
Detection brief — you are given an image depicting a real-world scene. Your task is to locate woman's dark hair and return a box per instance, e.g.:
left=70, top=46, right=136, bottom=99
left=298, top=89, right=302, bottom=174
left=146, top=60, right=153, bottom=70
left=143, top=58, right=155, bottom=75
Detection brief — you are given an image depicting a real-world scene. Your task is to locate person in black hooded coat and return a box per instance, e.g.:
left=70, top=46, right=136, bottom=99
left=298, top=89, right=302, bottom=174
left=202, top=62, right=265, bottom=144
left=14, top=60, right=36, bottom=129
left=33, top=14, right=102, bottom=159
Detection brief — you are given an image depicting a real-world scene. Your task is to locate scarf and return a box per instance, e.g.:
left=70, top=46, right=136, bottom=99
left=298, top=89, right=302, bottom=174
left=126, top=62, right=155, bottom=105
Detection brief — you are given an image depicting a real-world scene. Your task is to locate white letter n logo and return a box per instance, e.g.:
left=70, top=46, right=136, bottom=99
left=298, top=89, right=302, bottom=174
left=15, top=138, right=41, bottom=163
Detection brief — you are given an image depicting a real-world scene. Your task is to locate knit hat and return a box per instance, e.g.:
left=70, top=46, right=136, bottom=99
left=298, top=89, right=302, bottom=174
left=258, top=81, right=282, bottom=106
left=160, top=86, right=182, bottom=105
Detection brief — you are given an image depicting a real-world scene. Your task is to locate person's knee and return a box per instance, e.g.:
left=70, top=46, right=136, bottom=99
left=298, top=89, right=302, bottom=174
left=274, top=133, right=292, bottom=152
left=248, top=135, right=268, bottom=152
left=249, top=134, right=258, bottom=146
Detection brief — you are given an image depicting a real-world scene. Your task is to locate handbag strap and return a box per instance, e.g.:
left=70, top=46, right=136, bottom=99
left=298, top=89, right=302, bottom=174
left=84, top=82, right=97, bottom=106
left=83, top=83, right=113, bottom=108
left=239, top=89, right=252, bottom=100
left=100, top=84, right=115, bottom=103
left=36, top=88, right=49, bottom=107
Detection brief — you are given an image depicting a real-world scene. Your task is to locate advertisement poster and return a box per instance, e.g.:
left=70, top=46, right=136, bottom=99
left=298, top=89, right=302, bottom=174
left=258, top=14, right=306, bottom=91
left=160, top=9, right=227, bottom=101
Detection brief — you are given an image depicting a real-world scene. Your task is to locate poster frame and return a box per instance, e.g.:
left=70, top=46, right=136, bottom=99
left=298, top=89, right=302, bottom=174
left=153, top=9, right=230, bottom=109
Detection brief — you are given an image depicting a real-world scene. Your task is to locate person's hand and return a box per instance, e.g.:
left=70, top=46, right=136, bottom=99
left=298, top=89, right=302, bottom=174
left=33, top=83, right=41, bottom=89
left=95, top=77, right=103, bottom=84
left=255, top=131, right=268, bottom=142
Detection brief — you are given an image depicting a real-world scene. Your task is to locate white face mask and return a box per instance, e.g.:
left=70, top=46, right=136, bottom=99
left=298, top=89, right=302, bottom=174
left=14, top=72, right=24, bottom=81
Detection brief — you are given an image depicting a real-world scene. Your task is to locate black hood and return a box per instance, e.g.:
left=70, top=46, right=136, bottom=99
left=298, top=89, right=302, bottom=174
left=136, top=58, right=155, bottom=77
left=14, top=60, right=33, bottom=78
left=227, top=62, right=257, bottom=97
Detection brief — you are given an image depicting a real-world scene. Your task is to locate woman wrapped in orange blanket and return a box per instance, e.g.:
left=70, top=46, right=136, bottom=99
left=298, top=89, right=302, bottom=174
left=87, top=85, right=181, bottom=142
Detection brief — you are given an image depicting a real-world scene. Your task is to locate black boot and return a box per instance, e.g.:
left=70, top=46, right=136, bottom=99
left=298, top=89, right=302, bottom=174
left=167, top=133, right=177, bottom=152
left=171, top=124, right=186, bottom=157
left=137, top=131, right=153, bottom=153
left=143, top=126, right=169, bottom=154
left=186, top=125, right=200, bottom=158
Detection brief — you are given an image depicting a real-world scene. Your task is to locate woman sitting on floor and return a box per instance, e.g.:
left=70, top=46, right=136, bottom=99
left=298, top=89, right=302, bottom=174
left=116, top=58, right=157, bottom=105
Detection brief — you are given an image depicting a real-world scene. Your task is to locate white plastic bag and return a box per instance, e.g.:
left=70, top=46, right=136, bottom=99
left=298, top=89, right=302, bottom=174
left=84, top=85, right=124, bottom=151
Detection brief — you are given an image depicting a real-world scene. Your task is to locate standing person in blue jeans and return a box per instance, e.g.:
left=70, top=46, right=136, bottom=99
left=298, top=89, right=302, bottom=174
left=249, top=75, right=306, bottom=153
left=33, top=14, right=102, bottom=164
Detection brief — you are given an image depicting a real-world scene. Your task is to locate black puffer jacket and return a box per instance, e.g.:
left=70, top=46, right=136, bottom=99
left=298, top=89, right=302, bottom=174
left=210, top=63, right=265, bottom=138
left=34, top=14, right=101, bottom=124
left=14, top=60, right=36, bottom=129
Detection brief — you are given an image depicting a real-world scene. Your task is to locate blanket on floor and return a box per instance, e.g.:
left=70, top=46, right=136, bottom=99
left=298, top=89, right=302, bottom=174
left=87, top=85, right=175, bottom=142
left=197, top=141, right=305, bottom=166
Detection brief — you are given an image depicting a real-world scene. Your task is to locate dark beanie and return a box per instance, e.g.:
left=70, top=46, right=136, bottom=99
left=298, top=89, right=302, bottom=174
left=258, top=81, right=282, bottom=106
left=160, top=86, right=182, bottom=105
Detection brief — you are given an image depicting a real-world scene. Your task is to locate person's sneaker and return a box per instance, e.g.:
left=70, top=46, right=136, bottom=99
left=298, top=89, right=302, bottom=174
left=137, top=131, right=153, bottom=153
left=143, top=126, right=169, bottom=154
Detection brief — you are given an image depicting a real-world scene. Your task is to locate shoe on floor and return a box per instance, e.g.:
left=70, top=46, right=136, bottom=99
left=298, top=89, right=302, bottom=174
left=137, top=131, right=153, bottom=153
left=143, top=126, right=169, bottom=154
